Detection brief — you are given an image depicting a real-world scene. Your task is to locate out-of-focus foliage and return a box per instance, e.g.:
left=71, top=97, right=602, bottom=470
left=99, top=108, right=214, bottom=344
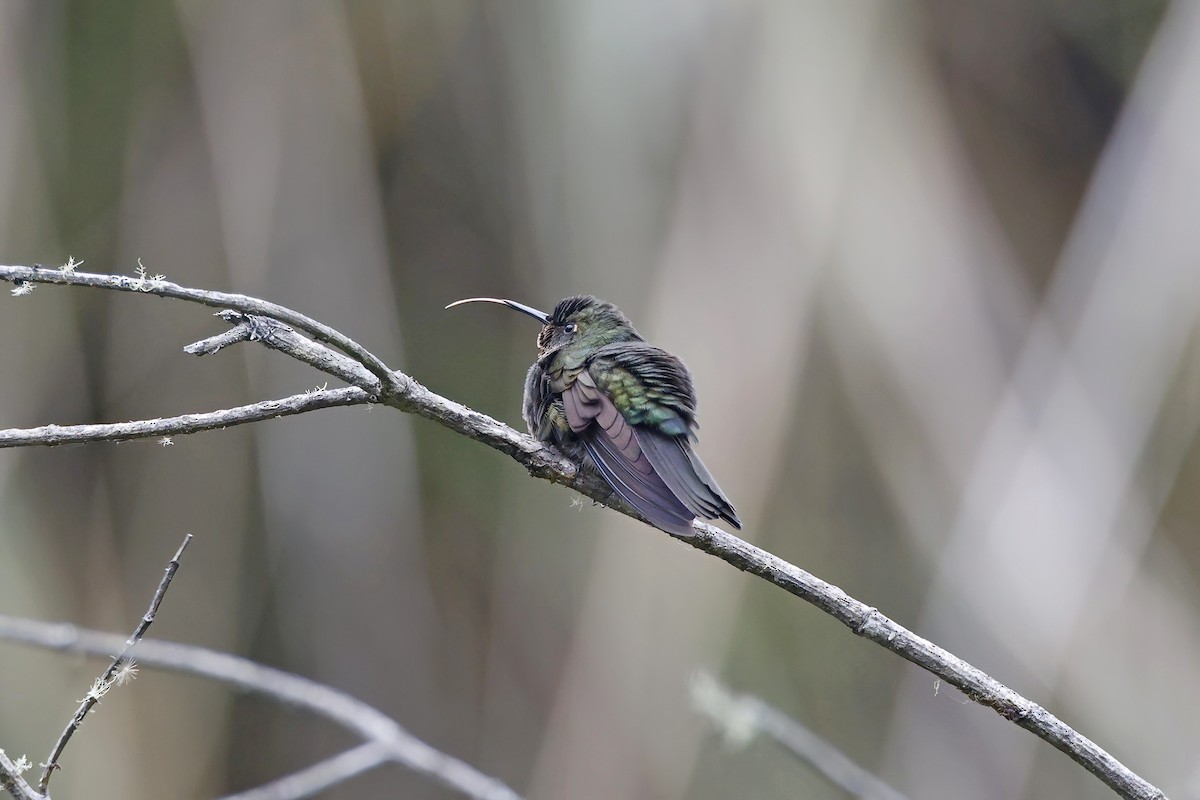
left=0, top=1, right=1194, bottom=798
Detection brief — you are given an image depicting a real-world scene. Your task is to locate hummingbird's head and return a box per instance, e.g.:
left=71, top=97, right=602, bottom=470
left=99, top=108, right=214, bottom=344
left=535, top=295, right=642, bottom=358
left=446, top=295, right=642, bottom=360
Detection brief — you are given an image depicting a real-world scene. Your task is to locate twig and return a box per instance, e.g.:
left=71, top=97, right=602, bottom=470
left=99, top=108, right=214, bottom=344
left=37, top=534, right=194, bottom=794
left=0, top=752, right=39, bottom=800
left=182, top=316, right=257, bottom=356
left=185, top=311, right=378, bottom=390
left=690, top=671, right=906, bottom=800
left=0, top=617, right=523, bottom=800
left=0, top=266, right=1166, bottom=800
left=0, top=387, right=368, bottom=448
left=216, top=743, right=392, bottom=800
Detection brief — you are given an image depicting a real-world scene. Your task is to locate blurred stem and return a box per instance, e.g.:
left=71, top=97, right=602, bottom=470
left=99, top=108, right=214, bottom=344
left=216, top=743, right=393, bottom=800
left=690, top=671, right=907, bottom=800
left=0, top=617, right=522, bottom=800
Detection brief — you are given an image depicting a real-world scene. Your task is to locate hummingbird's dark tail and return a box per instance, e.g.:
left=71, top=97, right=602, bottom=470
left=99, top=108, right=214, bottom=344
left=637, top=430, right=742, bottom=529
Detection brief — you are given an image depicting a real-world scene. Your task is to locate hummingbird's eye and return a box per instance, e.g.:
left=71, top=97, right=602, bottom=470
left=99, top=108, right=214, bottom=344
left=563, top=322, right=578, bottom=334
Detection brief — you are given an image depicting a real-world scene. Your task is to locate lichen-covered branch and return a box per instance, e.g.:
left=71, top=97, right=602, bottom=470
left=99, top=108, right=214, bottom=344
left=0, top=264, right=1166, bottom=800
left=0, top=264, right=400, bottom=393
left=0, top=752, right=37, bottom=800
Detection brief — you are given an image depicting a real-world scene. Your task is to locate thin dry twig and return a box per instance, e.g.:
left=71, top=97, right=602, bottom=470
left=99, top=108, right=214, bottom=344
left=0, top=388, right=367, bottom=448
left=185, top=310, right=376, bottom=389
left=38, top=534, right=194, bottom=794
left=690, top=671, right=907, bottom=800
left=0, top=617, right=523, bottom=800
left=0, top=265, right=1167, bottom=800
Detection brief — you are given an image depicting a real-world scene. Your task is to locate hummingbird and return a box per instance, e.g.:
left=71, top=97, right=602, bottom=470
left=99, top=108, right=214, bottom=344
left=446, top=295, right=741, bottom=535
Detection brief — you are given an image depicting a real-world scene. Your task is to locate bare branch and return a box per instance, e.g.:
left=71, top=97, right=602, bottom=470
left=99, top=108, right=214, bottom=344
left=0, top=266, right=1165, bottom=800
left=0, top=617, right=523, bottom=800
left=181, top=321, right=256, bottom=357
left=0, top=387, right=368, bottom=448
left=0, top=751, right=39, bottom=800
left=216, top=743, right=392, bottom=800
left=0, top=265, right=400, bottom=394
left=690, top=671, right=906, bottom=800
left=38, top=534, right=194, bottom=793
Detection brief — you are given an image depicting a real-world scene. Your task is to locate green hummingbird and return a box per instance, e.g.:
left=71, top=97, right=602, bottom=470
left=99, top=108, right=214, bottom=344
left=446, top=295, right=741, bottom=535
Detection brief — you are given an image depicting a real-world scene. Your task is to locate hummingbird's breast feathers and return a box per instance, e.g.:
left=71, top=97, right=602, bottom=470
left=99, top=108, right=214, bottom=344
left=542, top=358, right=586, bottom=395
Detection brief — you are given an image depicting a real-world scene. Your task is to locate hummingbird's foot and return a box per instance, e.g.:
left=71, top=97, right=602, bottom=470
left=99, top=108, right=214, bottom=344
left=576, top=461, right=614, bottom=504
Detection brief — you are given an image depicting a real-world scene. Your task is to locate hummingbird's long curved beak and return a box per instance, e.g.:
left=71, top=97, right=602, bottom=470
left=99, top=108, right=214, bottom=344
left=445, top=297, right=551, bottom=325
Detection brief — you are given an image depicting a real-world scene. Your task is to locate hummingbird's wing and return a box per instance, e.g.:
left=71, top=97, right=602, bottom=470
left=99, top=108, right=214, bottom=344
left=561, top=372, right=697, bottom=534
left=561, top=346, right=742, bottom=532
left=586, top=344, right=741, bottom=530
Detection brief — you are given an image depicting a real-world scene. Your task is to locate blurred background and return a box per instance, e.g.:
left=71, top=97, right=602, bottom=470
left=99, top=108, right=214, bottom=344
left=0, top=1, right=1197, bottom=798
